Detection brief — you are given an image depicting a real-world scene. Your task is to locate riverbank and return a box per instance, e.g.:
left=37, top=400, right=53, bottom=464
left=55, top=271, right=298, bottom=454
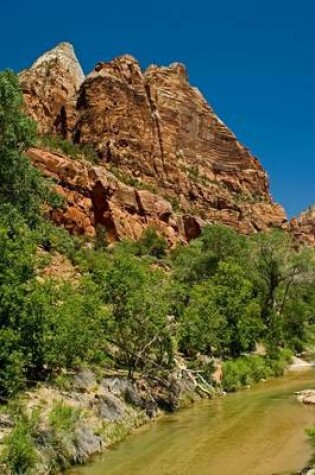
left=0, top=352, right=307, bottom=474
left=0, top=364, right=210, bottom=475
left=68, top=369, right=315, bottom=475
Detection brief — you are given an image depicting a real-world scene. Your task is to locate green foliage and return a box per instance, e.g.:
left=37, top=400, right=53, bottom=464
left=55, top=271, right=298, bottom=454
left=1, top=411, right=38, bottom=475
left=101, top=253, right=174, bottom=378
left=38, top=134, right=99, bottom=164
left=180, top=280, right=225, bottom=356
left=171, top=224, right=250, bottom=286
left=133, top=227, right=167, bottom=259
left=37, top=220, right=85, bottom=261
left=0, top=330, right=26, bottom=398
left=0, top=71, right=60, bottom=225
left=47, top=402, right=82, bottom=470
left=251, top=230, right=315, bottom=351
left=0, top=205, right=108, bottom=397
left=41, top=278, right=109, bottom=369
left=0, top=70, right=35, bottom=152
left=180, top=261, right=262, bottom=357
left=221, top=353, right=292, bottom=393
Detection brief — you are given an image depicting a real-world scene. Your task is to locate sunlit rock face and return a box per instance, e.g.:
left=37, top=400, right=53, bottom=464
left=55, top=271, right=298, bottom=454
left=19, top=42, right=84, bottom=134
left=21, top=43, right=288, bottom=243
left=290, top=206, right=315, bottom=247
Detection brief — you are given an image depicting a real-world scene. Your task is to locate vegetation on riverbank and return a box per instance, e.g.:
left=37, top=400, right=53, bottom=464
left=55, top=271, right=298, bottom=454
left=0, top=71, right=315, bottom=473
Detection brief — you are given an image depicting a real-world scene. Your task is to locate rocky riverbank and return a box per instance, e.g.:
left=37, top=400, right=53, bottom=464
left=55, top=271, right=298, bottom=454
left=0, top=364, right=212, bottom=474
left=297, top=390, right=315, bottom=405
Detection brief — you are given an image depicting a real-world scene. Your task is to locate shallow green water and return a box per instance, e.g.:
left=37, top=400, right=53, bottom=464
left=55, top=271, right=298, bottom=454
left=69, top=370, right=315, bottom=475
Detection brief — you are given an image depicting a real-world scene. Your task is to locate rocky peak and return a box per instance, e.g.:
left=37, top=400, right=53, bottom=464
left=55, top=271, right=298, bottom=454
left=19, top=42, right=84, bottom=134
left=29, top=42, right=84, bottom=89
left=20, top=44, right=288, bottom=242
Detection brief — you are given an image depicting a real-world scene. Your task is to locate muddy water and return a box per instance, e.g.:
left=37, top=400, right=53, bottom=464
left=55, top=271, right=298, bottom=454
left=69, top=370, right=315, bottom=475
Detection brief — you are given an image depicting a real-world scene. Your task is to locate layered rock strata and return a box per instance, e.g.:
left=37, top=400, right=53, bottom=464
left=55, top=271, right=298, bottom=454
left=19, top=42, right=84, bottom=134
left=290, top=206, right=315, bottom=247
left=21, top=43, right=288, bottom=241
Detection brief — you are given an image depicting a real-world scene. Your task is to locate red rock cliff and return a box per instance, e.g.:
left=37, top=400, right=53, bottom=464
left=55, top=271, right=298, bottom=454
left=290, top=206, right=315, bottom=247
left=20, top=43, right=288, bottom=242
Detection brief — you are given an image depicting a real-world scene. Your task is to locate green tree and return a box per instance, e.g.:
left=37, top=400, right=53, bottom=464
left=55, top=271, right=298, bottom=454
left=252, top=230, right=314, bottom=352
left=171, top=224, right=250, bottom=287
left=102, top=253, right=174, bottom=378
left=0, top=70, right=60, bottom=224
left=180, top=261, right=261, bottom=357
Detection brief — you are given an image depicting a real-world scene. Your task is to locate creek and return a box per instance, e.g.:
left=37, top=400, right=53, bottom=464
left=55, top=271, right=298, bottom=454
left=69, top=370, right=315, bottom=475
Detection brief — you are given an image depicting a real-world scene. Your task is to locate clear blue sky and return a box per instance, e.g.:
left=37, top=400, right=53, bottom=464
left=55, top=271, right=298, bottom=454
left=1, top=0, right=314, bottom=217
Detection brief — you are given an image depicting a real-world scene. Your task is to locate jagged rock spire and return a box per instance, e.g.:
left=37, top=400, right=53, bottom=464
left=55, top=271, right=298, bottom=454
left=19, top=42, right=84, bottom=134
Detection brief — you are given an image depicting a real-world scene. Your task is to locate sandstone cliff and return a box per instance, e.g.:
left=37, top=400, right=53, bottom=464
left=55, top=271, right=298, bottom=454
left=290, top=206, right=315, bottom=247
left=19, top=42, right=84, bottom=134
left=27, top=146, right=185, bottom=243
left=20, top=42, right=288, bottom=243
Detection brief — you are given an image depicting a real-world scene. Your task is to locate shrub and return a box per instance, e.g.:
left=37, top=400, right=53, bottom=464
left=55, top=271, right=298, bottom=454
left=222, top=358, right=252, bottom=392
left=47, top=402, right=82, bottom=469
left=134, top=228, right=167, bottom=259
left=221, top=352, right=292, bottom=393
left=1, top=411, right=38, bottom=475
left=38, top=134, right=98, bottom=164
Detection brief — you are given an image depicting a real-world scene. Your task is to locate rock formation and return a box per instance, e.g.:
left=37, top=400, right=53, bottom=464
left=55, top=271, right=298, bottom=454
left=19, top=42, right=84, bottom=134
left=20, top=43, right=289, bottom=243
left=27, top=146, right=186, bottom=243
left=290, top=206, right=315, bottom=247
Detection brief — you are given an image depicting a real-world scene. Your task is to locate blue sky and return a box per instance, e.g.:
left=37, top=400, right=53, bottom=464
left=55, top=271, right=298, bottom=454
left=1, top=0, right=314, bottom=217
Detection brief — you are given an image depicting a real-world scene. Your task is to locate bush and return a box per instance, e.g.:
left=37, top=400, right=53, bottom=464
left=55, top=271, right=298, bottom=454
left=1, top=412, right=38, bottom=475
left=38, top=134, right=98, bottom=164
left=221, top=352, right=292, bottom=392
left=222, top=358, right=253, bottom=392
left=134, top=228, right=167, bottom=259
left=266, top=348, right=293, bottom=377
left=47, top=402, right=82, bottom=469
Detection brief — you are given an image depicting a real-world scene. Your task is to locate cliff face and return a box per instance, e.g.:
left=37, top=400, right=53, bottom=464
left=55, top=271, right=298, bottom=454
left=20, top=43, right=288, bottom=243
left=290, top=206, right=315, bottom=247
left=19, top=42, right=84, bottom=134
left=27, top=146, right=186, bottom=243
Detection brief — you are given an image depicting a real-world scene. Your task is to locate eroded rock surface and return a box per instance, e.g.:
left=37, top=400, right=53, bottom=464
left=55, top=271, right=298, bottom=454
left=291, top=206, right=315, bottom=247
left=21, top=44, right=288, bottom=241
left=19, top=42, right=84, bottom=134
left=27, top=147, right=185, bottom=243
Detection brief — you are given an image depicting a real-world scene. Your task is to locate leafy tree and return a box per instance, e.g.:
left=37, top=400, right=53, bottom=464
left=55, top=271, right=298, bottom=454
left=0, top=70, right=60, bottom=225
left=102, top=253, right=174, bottom=378
left=171, top=224, right=250, bottom=286
left=179, top=279, right=225, bottom=356
left=252, top=230, right=315, bottom=352
left=180, top=261, right=262, bottom=357
left=41, top=278, right=108, bottom=370
left=199, top=224, right=249, bottom=263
